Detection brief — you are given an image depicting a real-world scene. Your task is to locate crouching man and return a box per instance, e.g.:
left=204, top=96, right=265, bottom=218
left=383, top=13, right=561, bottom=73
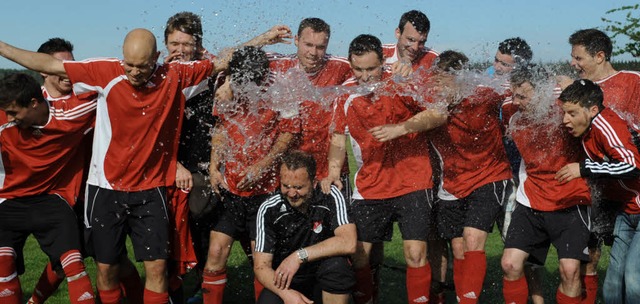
left=254, top=151, right=357, bottom=304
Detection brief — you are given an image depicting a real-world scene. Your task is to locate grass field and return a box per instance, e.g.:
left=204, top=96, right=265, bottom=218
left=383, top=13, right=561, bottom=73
left=20, top=226, right=610, bottom=304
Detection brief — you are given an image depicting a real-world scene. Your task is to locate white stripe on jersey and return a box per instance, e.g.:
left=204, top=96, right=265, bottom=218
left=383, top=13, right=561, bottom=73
left=593, top=115, right=636, bottom=166
left=329, top=185, right=349, bottom=225
left=254, top=195, right=282, bottom=252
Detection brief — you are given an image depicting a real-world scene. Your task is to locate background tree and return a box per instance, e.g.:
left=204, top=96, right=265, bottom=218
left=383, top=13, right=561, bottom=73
left=602, top=4, right=640, bottom=57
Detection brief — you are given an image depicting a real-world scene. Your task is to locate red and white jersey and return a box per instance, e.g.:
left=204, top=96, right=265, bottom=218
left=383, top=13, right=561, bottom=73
left=215, top=102, right=301, bottom=197
left=596, top=70, right=640, bottom=127
left=64, top=58, right=214, bottom=191
left=383, top=43, right=438, bottom=71
left=42, top=87, right=95, bottom=205
left=432, top=86, right=512, bottom=199
left=334, top=73, right=433, bottom=200
left=507, top=104, right=591, bottom=211
left=0, top=95, right=96, bottom=203
left=580, top=108, right=640, bottom=214
left=268, top=54, right=352, bottom=179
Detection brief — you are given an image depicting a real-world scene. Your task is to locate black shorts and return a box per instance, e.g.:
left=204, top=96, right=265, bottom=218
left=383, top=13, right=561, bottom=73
left=0, top=195, right=82, bottom=271
left=85, top=185, right=170, bottom=264
left=351, top=189, right=433, bottom=243
left=211, top=190, right=270, bottom=240
left=257, top=256, right=355, bottom=303
left=437, top=180, right=512, bottom=239
left=504, top=204, right=591, bottom=265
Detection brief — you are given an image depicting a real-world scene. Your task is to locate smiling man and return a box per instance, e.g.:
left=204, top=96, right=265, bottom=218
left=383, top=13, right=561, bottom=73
left=567, top=28, right=640, bottom=304
left=383, top=10, right=439, bottom=76
left=557, top=79, right=640, bottom=304
left=254, top=151, right=356, bottom=304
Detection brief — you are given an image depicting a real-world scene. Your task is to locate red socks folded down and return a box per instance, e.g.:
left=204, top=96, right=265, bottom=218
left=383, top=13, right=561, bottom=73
left=503, top=275, right=528, bottom=304
left=202, top=268, right=227, bottom=304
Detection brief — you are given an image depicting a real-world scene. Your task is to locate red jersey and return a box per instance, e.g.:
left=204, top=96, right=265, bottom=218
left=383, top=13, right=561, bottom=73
left=506, top=103, right=591, bottom=211
left=383, top=43, right=438, bottom=71
left=268, top=54, right=352, bottom=179
left=580, top=108, right=640, bottom=214
left=42, top=87, right=95, bottom=205
left=334, top=73, right=433, bottom=200
left=432, top=86, right=512, bottom=199
left=0, top=95, right=96, bottom=202
left=215, top=102, right=301, bottom=197
left=596, top=70, right=640, bottom=127
left=64, top=58, right=214, bottom=191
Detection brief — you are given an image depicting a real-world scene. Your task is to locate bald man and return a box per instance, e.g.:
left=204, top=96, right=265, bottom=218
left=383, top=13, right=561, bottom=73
left=0, top=29, right=226, bottom=304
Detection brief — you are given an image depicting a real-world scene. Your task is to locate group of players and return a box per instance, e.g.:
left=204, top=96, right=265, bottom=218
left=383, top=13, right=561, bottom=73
left=0, top=7, right=638, bottom=304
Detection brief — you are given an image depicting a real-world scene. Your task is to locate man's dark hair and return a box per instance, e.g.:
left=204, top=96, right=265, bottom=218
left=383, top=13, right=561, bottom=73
left=229, top=46, right=270, bottom=86
left=348, top=34, right=383, bottom=62
left=164, top=12, right=203, bottom=48
left=0, top=73, right=45, bottom=108
left=398, top=10, right=430, bottom=34
left=297, top=17, right=331, bottom=38
left=37, top=38, right=74, bottom=55
left=281, top=150, right=317, bottom=181
left=436, top=50, right=468, bottom=71
left=559, top=79, right=604, bottom=110
left=569, top=28, right=613, bottom=61
left=509, top=64, right=548, bottom=88
left=498, top=37, right=533, bottom=66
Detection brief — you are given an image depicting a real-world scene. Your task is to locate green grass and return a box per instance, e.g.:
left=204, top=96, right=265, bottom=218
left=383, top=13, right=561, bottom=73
left=21, top=227, right=610, bottom=303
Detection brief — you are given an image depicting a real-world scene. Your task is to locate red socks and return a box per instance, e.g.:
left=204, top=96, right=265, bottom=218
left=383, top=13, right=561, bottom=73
left=28, top=262, right=63, bottom=303
left=98, top=287, right=121, bottom=304
left=353, top=265, right=374, bottom=304
left=581, top=274, right=598, bottom=304
left=60, top=250, right=95, bottom=303
left=143, top=288, right=169, bottom=304
left=503, top=276, right=528, bottom=304
left=254, top=277, right=264, bottom=301
left=557, top=288, right=582, bottom=304
left=407, top=264, right=431, bottom=303
left=459, top=251, right=486, bottom=304
left=202, top=269, right=227, bottom=304
left=0, top=247, right=22, bottom=304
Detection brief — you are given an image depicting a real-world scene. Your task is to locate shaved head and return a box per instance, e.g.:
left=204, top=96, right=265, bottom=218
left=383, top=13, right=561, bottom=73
left=122, top=29, right=159, bottom=87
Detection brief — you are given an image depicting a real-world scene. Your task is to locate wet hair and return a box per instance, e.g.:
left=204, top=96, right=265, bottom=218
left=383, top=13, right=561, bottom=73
left=498, top=37, right=533, bottom=66
left=509, top=64, right=548, bottom=88
left=348, top=34, right=383, bottom=62
left=436, top=50, right=468, bottom=71
left=0, top=73, right=45, bottom=108
left=398, top=10, right=430, bottom=34
left=297, top=17, right=331, bottom=38
left=164, top=12, right=203, bottom=48
left=281, top=150, right=317, bottom=181
left=37, top=38, right=74, bottom=55
left=228, top=46, right=270, bottom=86
left=569, top=28, right=613, bottom=61
left=559, top=79, right=604, bottom=110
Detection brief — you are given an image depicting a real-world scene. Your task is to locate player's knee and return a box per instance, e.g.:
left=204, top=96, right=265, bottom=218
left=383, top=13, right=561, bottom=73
left=205, top=242, right=231, bottom=270
left=403, top=244, right=427, bottom=267
left=501, top=256, right=523, bottom=277
left=143, top=259, right=167, bottom=279
left=558, top=260, right=581, bottom=282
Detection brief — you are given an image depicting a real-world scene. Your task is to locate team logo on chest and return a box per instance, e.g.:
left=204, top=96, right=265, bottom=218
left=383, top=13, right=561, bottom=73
left=312, top=221, right=323, bottom=233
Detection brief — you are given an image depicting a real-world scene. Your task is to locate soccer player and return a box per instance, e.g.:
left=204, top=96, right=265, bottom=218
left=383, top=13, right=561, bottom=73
left=429, top=50, right=513, bottom=303
left=203, top=46, right=300, bottom=304
left=501, top=67, right=591, bottom=304
left=0, top=28, right=234, bottom=303
left=254, top=151, right=356, bottom=304
left=267, top=17, right=352, bottom=184
left=563, top=28, right=640, bottom=303
left=557, top=79, right=640, bottom=303
left=322, top=34, right=447, bottom=304
left=488, top=37, right=533, bottom=77
left=26, top=37, right=144, bottom=304
left=0, top=73, right=97, bottom=304
left=383, top=10, right=438, bottom=76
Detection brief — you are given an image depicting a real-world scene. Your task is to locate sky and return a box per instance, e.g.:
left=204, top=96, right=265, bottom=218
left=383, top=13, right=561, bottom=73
left=0, top=0, right=638, bottom=69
